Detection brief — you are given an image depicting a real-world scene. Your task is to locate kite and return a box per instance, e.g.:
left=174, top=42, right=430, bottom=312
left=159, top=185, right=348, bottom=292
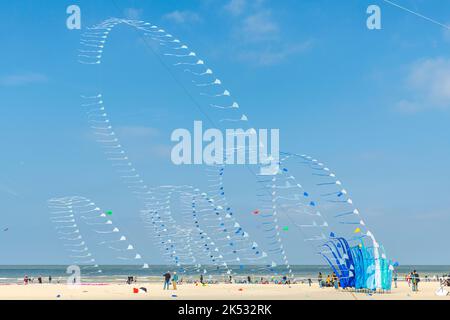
left=72, top=17, right=393, bottom=286
left=48, top=196, right=148, bottom=272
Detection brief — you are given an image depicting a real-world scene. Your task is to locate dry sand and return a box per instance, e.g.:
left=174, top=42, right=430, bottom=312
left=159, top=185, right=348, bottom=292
left=0, top=281, right=448, bottom=300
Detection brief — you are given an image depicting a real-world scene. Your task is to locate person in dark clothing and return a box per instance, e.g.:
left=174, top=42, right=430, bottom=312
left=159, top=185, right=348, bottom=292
left=411, top=270, right=420, bottom=292
left=200, top=274, right=204, bottom=284
left=393, top=270, right=398, bottom=288
left=163, top=271, right=171, bottom=290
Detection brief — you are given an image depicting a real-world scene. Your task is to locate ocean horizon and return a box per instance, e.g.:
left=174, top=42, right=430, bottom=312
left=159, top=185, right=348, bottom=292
left=0, top=265, right=449, bottom=284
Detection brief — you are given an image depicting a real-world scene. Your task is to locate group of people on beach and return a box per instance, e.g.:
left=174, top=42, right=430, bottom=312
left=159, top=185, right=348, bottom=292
left=23, top=275, right=52, bottom=285
left=313, top=268, right=424, bottom=293
left=159, top=272, right=295, bottom=288
left=317, top=269, right=423, bottom=292
left=395, top=270, right=449, bottom=289
left=19, top=268, right=448, bottom=293
left=406, top=270, right=421, bottom=292
left=162, top=271, right=179, bottom=290
left=318, top=272, right=339, bottom=289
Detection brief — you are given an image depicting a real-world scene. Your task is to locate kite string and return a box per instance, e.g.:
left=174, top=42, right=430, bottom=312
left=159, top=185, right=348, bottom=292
left=382, top=0, right=450, bottom=30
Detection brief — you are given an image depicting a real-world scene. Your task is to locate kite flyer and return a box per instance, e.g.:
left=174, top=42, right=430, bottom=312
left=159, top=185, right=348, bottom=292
left=411, top=270, right=420, bottom=292
left=163, top=271, right=171, bottom=290
left=172, top=272, right=179, bottom=290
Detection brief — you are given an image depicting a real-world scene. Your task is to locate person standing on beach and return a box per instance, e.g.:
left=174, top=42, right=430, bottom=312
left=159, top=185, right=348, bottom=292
left=411, top=270, right=420, bottom=292
left=318, top=272, right=323, bottom=288
left=48, top=276, right=52, bottom=284
left=200, top=274, right=204, bottom=284
left=172, top=272, right=179, bottom=290
left=326, top=275, right=331, bottom=287
left=332, top=272, right=338, bottom=289
left=334, top=277, right=339, bottom=290
left=163, top=271, right=171, bottom=290
left=410, top=271, right=416, bottom=292
left=406, top=272, right=411, bottom=287
left=393, top=271, right=398, bottom=288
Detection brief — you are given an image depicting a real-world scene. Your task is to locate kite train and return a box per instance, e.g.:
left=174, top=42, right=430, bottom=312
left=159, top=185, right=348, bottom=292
left=48, top=17, right=394, bottom=291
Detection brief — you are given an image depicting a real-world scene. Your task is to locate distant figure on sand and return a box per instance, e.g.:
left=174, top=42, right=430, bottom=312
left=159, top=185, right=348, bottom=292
left=308, top=278, right=312, bottom=287
left=38, top=276, right=42, bottom=284
left=411, top=270, right=420, bottom=292
left=24, top=275, right=29, bottom=285
left=49, top=276, right=52, bottom=284
left=318, top=272, right=323, bottom=288
left=393, top=271, right=398, bottom=288
left=163, top=271, right=171, bottom=290
left=200, top=274, right=204, bottom=284
left=247, top=276, right=251, bottom=284
left=172, top=272, right=179, bottom=290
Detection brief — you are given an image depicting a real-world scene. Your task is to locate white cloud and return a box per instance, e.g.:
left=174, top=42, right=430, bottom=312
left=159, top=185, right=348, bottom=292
left=396, top=57, right=450, bottom=112
left=124, top=8, right=143, bottom=20
left=223, top=2, right=309, bottom=65
left=224, top=0, right=247, bottom=16
left=0, top=73, right=47, bottom=87
left=222, top=0, right=312, bottom=66
left=224, top=0, right=267, bottom=16
left=223, top=0, right=278, bottom=41
left=163, top=10, right=201, bottom=24
left=242, top=10, right=279, bottom=42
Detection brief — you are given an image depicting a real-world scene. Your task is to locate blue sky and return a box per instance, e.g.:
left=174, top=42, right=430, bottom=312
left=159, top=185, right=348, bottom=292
left=1, top=0, right=450, bottom=265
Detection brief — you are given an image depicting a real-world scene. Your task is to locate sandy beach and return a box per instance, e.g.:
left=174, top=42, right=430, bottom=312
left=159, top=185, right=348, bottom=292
left=0, top=281, right=448, bottom=300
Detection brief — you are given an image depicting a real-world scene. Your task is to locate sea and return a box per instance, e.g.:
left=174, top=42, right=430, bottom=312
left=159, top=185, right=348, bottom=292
left=0, top=265, right=449, bottom=284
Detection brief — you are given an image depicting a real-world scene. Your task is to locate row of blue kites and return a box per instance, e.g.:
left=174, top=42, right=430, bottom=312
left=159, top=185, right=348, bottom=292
left=321, top=234, right=393, bottom=290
